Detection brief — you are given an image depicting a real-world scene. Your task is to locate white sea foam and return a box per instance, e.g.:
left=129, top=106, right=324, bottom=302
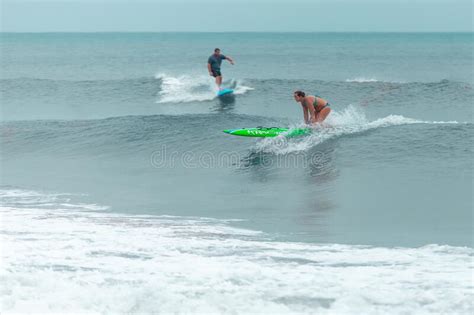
left=345, top=77, right=380, bottom=83
left=345, top=77, right=405, bottom=83
left=0, top=188, right=107, bottom=211
left=155, top=73, right=253, bottom=103
left=256, top=106, right=460, bottom=154
left=1, top=188, right=472, bottom=314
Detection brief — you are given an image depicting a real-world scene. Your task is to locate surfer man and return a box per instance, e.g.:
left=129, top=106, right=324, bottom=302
left=208, top=48, right=234, bottom=89
left=293, top=91, right=331, bottom=125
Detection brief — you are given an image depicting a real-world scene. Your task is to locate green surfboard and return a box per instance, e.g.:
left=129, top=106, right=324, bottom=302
left=223, top=127, right=311, bottom=138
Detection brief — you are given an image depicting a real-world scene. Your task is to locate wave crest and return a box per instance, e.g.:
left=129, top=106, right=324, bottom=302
left=256, top=106, right=459, bottom=154
left=155, top=73, right=253, bottom=103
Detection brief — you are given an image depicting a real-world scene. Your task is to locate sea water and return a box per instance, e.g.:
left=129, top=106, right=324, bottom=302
left=1, top=32, right=473, bottom=314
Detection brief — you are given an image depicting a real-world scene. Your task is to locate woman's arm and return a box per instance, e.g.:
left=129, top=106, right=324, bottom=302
left=306, top=97, right=317, bottom=124
left=302, top=106, right=309, bottom=124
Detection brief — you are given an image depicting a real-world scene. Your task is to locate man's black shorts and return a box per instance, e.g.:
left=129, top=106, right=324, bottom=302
left=211, top=69, right=222, bottom=77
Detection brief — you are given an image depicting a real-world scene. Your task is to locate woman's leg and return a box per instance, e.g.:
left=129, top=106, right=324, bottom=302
left=315, top=107, right=331, bottom=123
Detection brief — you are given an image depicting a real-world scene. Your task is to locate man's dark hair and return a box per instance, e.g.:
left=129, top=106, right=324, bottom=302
left=214, top=48, right=220, bottom=52
left=294, top=90, right=305, bottom=97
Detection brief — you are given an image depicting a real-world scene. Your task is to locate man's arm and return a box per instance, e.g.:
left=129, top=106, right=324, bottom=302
left=207, top=63, right=213, bottom=76
left=225, top=56, right=235, bottom=65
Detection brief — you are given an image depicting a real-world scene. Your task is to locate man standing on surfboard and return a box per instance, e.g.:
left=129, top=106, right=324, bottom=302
left=207, top=48, right=234, bottom=90
left=293, top=90, right=331, bottom=125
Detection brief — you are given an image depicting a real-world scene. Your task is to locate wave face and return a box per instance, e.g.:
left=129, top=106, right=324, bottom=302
left=1, top=188, right=473, bottom=314
left=1, top=108, right=469, bottom=158
left=1, top=76, right=472, bottom=121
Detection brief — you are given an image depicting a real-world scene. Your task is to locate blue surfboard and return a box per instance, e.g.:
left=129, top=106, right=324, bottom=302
left=217, top=88, right=234, bottom=96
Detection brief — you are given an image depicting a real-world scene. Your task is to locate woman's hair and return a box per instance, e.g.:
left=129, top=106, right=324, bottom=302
left=294, top=90, right=305, bottom=97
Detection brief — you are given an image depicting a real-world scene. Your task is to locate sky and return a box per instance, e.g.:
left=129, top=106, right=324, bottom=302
left=1, top=0, right=473, bottom=32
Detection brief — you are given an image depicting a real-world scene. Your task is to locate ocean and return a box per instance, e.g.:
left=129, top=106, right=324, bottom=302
left=1, top=32, right=473, bottom=314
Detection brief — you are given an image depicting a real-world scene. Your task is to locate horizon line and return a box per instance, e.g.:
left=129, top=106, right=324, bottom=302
left=1, top=31, right=473, bottom=34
